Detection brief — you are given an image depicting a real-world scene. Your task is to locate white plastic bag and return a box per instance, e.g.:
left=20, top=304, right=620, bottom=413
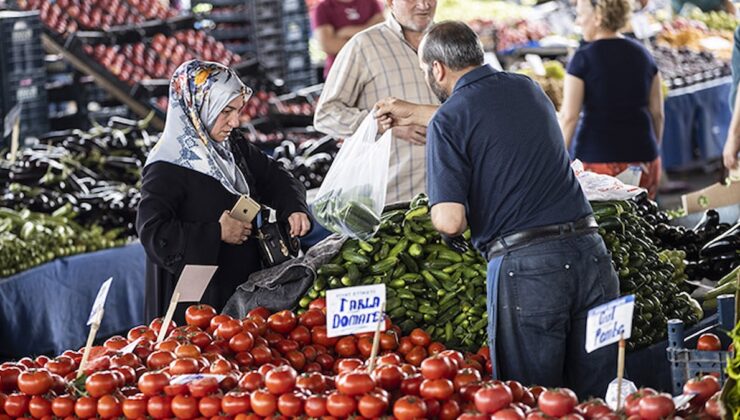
left=311, top=114, right=392, bottom=240
left=571, top=160, right=646, bottom=202
left=605, top=377, right=637, bottom=411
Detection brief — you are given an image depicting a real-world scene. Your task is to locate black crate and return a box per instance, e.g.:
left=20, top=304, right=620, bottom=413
left=283, top=51, right=311, bottom=73
left=2, top=99, right=50, bottom=142
left=0, top=11, right=45, bottom=75
left=282, top=15, right=310, bottom=44
left=1, top=69, right=47, bottom=109
left=282, top=0, right=307, bottom=15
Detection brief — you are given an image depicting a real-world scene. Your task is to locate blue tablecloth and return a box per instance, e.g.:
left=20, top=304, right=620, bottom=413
left=0, top=242, right=146, bottom=359
left=662, top=78, right=732, bottom=170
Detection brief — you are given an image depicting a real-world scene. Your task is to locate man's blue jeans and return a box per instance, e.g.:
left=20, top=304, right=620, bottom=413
left=486, top=231, right=620, bottom=399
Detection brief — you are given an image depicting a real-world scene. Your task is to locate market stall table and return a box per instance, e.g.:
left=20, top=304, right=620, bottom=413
left=662, top=77, right=732, bottom=170
left=0, top=242, right=146, bottom=360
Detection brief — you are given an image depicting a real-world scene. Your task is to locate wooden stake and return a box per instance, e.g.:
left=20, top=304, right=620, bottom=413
left=77, top=310, right=103, bottom=378
left=9, top=118, right=20, bottom=163
left=367, top=301, right=386, bottom=373
left=617, top=334, right=626, bottom=411
left=157, top=291, right=180, bottom=344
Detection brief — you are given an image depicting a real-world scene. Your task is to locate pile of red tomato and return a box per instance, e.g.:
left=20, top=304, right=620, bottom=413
left=0, top=299, right=727, bottom=419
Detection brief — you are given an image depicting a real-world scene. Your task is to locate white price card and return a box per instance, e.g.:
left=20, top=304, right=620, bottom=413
left=585, top=295, right=635, bottom=353
left=525, top=54, right=547, bottom=77
left=3, top=104, right=21, bottom=138
left=87, top=277, right=113, bottom=325
left=173, top=265, right=218, bottom=302
left=326, top=284, right=386, bottom=338
left=119, top=337, right=142, bottom=354
left=170, top=374, right=226, bottom=385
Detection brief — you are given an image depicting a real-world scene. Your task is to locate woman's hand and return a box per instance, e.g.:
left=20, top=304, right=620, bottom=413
left=219, top=210, right=252, bottom=245
left=288, top=212, right=311, bottom=238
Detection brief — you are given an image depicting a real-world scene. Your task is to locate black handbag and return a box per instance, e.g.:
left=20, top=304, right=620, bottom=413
left=255, top=207, right=301, bottom=267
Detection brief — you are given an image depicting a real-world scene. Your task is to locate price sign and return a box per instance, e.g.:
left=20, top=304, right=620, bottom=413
left=585, top=295, right=635, bottom=353
left=157, top=265, right=218, bottom=343
left=170, top=374, right=226, bottom=385
left=326, top=284, right=386, bottom=338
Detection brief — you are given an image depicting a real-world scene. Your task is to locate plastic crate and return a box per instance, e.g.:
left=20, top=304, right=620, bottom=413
left=2, top=69, right=47, bottom=109
left=282, top=15, right=310, bottom=44
left=0, top=11, right=44, bottom=75
left=282, top=0, right=307, bottom=15
left=284, top=51, right=311, bottom=73
left=666, top=294, right=735, bottom=396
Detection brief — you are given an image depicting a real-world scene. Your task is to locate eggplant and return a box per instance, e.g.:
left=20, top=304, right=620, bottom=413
left=692, top=209, right=720, bottom=232
left=700, top=222, right=740, bottom=258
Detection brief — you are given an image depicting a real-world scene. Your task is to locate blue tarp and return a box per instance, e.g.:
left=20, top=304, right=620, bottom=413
left=0, top=242, right=146, bottom=359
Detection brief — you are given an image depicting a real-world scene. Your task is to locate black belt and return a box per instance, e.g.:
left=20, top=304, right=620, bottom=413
left=485, top=216, right=598, bottom=261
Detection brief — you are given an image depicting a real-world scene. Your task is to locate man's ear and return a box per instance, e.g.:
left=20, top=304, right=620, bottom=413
left=433, top=61, right=445, bottom=83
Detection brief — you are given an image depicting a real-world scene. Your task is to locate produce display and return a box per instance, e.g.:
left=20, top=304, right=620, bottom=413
left=515, top=60, right=566, bottom=110
left=686, top=9, right=739, bottom=31
left=0, top=303, right=728, bottom=420
left=307, top=194, right=489, bottom=350
left=0, top=116, right=157, bottom=276
left=272, top=136, right=338, bottom=190
left=652, top=43, right=731, bottom=89
left=724, top=321, right=740, bottom=416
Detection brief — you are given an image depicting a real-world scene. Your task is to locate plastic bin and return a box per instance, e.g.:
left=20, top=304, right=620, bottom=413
left=284, top=51, right=311, bottom=73
left=282, top=15, right=310, bottom=44
left=666, top=294, right=735, bottom=395
left=0, top=11, right=45, bottom=75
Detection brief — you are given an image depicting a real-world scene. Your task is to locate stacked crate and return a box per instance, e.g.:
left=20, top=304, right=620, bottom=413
left=0, top=10, right=49, bottom=144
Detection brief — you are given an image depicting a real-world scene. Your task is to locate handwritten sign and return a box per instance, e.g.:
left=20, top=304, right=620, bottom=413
left=170, top=374, right=226, bottom=385
left=326, top=284, right=386, bottom=338
left=87, top=277, right=113, bottom=325
left=585, top=295, right=635, bottom=353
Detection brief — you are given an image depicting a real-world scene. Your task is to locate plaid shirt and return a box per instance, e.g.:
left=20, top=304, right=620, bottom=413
left=314, top=15, right=439, bottom=204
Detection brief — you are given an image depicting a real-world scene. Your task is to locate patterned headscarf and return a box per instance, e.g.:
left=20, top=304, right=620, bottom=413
left=145, top=60, right=253, bottom=196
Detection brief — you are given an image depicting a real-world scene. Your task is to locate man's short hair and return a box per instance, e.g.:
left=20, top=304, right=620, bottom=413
left=421, top=21, right=485, bottom=71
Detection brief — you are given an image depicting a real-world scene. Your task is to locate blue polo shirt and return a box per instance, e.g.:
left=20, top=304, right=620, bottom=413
left=427, top=65, right=593, bottom=252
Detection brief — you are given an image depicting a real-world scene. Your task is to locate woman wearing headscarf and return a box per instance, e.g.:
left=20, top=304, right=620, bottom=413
left=137, top=60, right=311, bottom=323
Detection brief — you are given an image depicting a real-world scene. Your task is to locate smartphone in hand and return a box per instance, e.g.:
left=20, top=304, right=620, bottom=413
left=230, top=195, right=261, bottom=223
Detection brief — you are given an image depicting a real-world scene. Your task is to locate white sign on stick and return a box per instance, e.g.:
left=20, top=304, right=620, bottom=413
left=326, top=284, right=386, bottom=338
left=585, top=295, right=635, bottom=353
left=87, top=277, right=113, bottom=325
left=173, top=265, right=218, bottom=302
left=170, top=374, right=226, bottom=385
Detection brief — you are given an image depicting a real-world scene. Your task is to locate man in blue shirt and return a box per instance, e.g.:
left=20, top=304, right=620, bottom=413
left=375, top=21, right=619, bottom=397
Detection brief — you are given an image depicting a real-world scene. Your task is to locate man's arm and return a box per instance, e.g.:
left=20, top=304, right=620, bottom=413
left=375, top=97, right=439, bottom=129
left=558, top=74, right=585, bottom=151
left=314, top=40, right=369, bottom=138
left=648, top=73, right=664, bottom=145
left=724, top=82, right=740, bottom=170
left=431, top=203, right=467, bottom=236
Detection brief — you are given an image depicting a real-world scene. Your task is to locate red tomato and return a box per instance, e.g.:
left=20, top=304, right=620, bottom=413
left=380, top=331, right=400, bottom=351
left=97, top=394, right=122, bottom=419
left=308, top=297, right=326, bottom=310
left=454, top=368, right=482, bottom=391
left=335, top=336, right=358, bottom=357
left=288, top=326, right=311, bottom=346
left=122, top=394, right=148, bottom=419
left=705, top=392, right=721, bottom=419
left=239, top=371, right=264, bottom=391
left=394, top=395, right=428, bottom=420
left=285, top=350, right=306, bottom=371
left=409, top=329, right=431, bottom=347
left=251, top=345, right=273, bottom=366
left=75, top=396, right=98, bottom=419
left=146, top=395, right=172, bottom=419
left=428, top=341, right=446, bottom=355
left=577, top=399, right=613, bottom=419
left=326, top=391, right=357, bottom=418
left=169, top=357, right=199, bottom=375
left=336, top=371, right=375, bottom=396
left=401, top=374, right=424, bottom=397
left=357, top=336, right=374, bottom=359
left=199, top=395, right=222, bottom=417
left=304, top=394, right=327, bottom=417
left=359, top=391, right=390, bottom=418
left=439, top=399, right=461, bottom=420
left=149, top=317, right=176, bottom=336
left=221, top=391, right=251, bottom=415
left=624, top=388, right=657, bottom=416
left=17, top=369, right=53, bottom=395
left=247, top=307, right=272, bottom=320
left=459, top=411, right=490, bottom=420
left=697, top=333, right=721, bottom=351
left=146, top=350, right=175, bottom=370
left=209, top=358, right=235, bottom=374
left=0, top=366, right=21, bottom=393
left=215, top=319, right=243, bottom=340
left=277, top=391, right=304, bottom=416
left=185, top=304, right=217, bottom=328
left=378, top=352, right=403, bottom=366
left=316, top=353, right=335, bottom=372
left=188, top=377, right=219, bottom=397
left=250, top=389, right=277, bottom=417
left=28, top=395, right=52, bottom=418
left=372, top=364, right=404, bottom=391
left=475, top=383, right=514, bottom=414
left=421, top=356, right=456, bottom=380
left=137, top=371, right=170, bottom=396
left=491, top=405, right=526, bottom=420
left=51, top=394, right=75, bottom=417
left=398, top=337, right=414, bottom=355
left=537, top=388, right=577, bottom=417
left=638, top=394, right=675, bottom=420
left=84, top=371, right=117, bottom=398
left=127, top=326, right=156, bottom=342
left=299, top=309, right=325, bottom=328
left=683, top=375, right=721, bottom=405
left=405, top=346, right=428, bottom=367
left=311, top=326, right=338, bottom=347
left=268, top=310, right=297, bottom=334
left=104, top=336, right=129, bottom=351
left=296, top=372, right=327, bottom=394
left=420, top=378, right=455, bottom=400
left=265, top=365, right=297, bottom=395
left=163, top=383, right=188, bottom=397
left=4, top=393, right=29, bottom=417
left=174, top=343, right=201, bottom=359
left=335, top=358, right=363, bottom=374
